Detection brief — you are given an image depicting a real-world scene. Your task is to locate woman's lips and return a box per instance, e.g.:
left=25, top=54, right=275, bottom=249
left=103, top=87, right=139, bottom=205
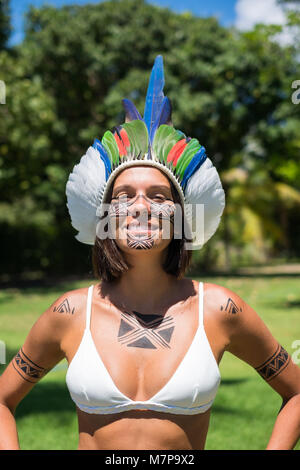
left=126, top=223, right=159, bottom=232
left=125, top=224, right=159, bottom=239
left=126, top=228, right=158, bottom=235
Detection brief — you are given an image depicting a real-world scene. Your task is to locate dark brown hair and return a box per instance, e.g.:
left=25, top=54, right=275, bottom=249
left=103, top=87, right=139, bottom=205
left=92, top=172, right=192, bottom=282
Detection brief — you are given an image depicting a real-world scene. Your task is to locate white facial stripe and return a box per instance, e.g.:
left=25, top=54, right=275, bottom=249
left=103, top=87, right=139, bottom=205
left=109, top=196, right=176, bottom=223
left=127, top=231, right=156, bottom=250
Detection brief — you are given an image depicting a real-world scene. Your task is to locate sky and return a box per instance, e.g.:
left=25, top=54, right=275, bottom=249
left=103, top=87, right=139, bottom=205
left=8, top=0, right=297, bottom=46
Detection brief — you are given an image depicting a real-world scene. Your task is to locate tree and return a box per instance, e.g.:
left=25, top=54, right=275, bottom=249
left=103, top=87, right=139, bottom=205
left=0, top=0, right=11, bottom=50
left=277, top=1, right=300, bottom=4
left=1, top=0, right=300, bottom=277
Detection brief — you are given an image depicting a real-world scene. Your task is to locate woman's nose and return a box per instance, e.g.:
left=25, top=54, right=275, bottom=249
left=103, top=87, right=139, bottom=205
left=128, top=194, right=151, bottom=217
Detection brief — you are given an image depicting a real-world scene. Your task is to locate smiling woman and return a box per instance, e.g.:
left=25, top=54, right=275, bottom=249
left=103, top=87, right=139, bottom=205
left=92, top=165, right=192, bottom=282
left=0, top=55, right=300, bottom=451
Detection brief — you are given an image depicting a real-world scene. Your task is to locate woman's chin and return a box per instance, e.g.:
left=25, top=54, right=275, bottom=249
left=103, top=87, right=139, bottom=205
left=112, top=225, right=173, bottom=251
left=126, top=230, right=156, bottom=250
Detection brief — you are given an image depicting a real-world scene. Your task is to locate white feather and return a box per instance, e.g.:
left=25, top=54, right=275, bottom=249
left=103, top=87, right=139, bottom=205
left=184, top=158, right=225, bottom=248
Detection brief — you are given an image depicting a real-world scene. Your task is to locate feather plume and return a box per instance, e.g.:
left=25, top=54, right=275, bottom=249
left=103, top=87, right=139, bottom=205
left=122, top=120, right=149, bottom=157
left=184, top=158, right=225, bottom=247
left=102, top=131, right=120, bottom=167
left=92, top=139, right=111, bottom=180
left=175, top=139, right=200, bottom=177
left=66, top=147, right=107, bottom=244
left=143, top=55, right=165, bottom=143
left=181, top=147, right=207, bottom=190
left=66, top=55, right=225, bottom=250
left=150, top=97, right=172, bottom=142
left=122, top=98, right=143, bottom=122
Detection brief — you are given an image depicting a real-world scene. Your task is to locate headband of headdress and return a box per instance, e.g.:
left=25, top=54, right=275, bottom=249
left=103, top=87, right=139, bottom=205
left=66, top=56, right=225, bottom=249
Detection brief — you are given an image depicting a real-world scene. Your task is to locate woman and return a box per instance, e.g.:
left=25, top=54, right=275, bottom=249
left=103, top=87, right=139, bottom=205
left=0, top=57, right=299, bottom=451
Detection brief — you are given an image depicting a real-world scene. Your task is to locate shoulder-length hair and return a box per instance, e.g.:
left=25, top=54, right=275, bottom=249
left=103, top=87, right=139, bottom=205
left=92, top=175, right=192, bottom=282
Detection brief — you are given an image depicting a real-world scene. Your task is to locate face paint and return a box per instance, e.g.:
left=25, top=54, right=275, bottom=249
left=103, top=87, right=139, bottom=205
left=109, top=194, right=176, bottom=249
left=149, top=200, right=176, bottom=225
left=109, top=194, right=176, bottom=219
left=126, top=230, right=156, bottom=250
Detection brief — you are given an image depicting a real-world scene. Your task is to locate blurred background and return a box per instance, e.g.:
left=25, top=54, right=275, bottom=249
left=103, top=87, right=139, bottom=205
left=0, top=0, right=300, bottom=283
left=0, top=0, right=300, bottom=451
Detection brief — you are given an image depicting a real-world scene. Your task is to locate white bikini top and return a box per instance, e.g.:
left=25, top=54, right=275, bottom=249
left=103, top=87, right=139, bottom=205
left=66, top=281, right=221, bottom=415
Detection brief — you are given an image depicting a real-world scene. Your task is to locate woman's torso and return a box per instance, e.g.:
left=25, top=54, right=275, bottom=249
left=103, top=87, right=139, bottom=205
left=61, top=278, right=227, bottom=450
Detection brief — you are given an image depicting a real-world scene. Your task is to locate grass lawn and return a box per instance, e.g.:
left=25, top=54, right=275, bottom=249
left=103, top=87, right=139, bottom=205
left=0, top=275, right=300, bottom=450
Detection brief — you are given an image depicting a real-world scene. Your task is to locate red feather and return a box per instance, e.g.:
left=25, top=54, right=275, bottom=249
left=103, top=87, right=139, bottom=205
left=120, top=128, right=130, bottom=148
left=114, top=129, right=130, bottom=156
left=167, top=139, right=187, bottom=165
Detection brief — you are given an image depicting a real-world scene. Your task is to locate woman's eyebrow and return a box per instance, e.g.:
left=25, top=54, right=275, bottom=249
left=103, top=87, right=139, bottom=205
left=150, top=185, right=172, bottom=192
left=112, top=184, right=133, bottom=193
left=113, top=184, right=171, bottom=193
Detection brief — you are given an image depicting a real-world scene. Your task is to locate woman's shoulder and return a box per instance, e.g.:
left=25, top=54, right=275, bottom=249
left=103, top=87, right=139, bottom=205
left=12, top=285, right=94, bottom=369
left=189, top=279, right=246, bottom=321
left=203, top=281, right=241, bottom=302
left=36, top=284, right=93, bottom=334
left=189, top=279, right=241, bottom=301
left=48, top=284, right=91, bottom=313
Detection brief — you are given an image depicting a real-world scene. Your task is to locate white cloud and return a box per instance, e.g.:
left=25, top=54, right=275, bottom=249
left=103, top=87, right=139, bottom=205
left=235, top=0, right=299, bottom=46
left=235, top=0, right=285, bottom=30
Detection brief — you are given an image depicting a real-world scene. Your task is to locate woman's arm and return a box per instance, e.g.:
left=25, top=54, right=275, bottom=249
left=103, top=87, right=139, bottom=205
left=0, top=289, right=81, bottom=450
left=266, top=394, right=300, bottom=449
left=0, top=402, right=20, bottom=449
left=211, top=284, right=300, bottom=450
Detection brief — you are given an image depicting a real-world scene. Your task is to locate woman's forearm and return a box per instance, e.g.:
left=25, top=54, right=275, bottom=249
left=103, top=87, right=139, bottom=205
left=266, top=394, right=300, bottom=450
left=0, top=403, right=20, bottom=450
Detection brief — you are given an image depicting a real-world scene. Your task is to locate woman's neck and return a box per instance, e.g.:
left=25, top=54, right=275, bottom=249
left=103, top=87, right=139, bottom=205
left=104, top=256, right=179, bottom=313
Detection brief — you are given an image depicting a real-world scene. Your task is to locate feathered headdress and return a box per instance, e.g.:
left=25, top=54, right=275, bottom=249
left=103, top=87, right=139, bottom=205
left=66, top=56, right=225, bottom=249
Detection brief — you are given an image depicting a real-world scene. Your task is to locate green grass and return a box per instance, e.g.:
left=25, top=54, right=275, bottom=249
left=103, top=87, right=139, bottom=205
left=0, top=276, right=300, bottom=450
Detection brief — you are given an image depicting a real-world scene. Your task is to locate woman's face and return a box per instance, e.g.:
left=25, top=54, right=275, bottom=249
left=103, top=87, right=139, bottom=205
left=108, top=166, right=177, bottom=253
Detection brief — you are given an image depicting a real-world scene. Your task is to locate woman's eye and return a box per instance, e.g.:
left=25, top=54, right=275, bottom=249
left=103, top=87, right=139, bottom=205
left=113, top=193, right=132, bottom=200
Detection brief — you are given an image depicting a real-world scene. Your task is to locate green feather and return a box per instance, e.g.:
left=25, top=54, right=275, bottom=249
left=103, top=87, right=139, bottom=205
left=162, top=128, right=184, bottom=163
left=153, top=125, right=184, bottom=163
left=122, top=120, right=149, bottom=157
left=175, top=139, right=201, bottom=177
left=175, top=129, right=185, bottom=141
left=153, top=125, right=174, bottom=162
left=102, top=131, right=120, bottom=166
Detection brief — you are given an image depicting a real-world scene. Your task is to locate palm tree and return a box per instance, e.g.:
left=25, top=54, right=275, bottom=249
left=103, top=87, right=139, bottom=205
left=220, top=164, right=300, bottom=269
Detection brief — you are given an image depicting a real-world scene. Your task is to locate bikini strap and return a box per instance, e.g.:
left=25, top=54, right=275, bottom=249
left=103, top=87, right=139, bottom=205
left=198, top=281, right=204, bottom=329
left=85, top=285, right=94, bottom=331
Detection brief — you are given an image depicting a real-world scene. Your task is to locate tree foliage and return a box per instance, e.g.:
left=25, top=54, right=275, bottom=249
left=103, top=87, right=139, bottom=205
left=0, top=0, right=11, bottom=50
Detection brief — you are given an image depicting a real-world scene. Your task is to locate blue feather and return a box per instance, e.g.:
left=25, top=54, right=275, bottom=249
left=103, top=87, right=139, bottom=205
left=181, top=147, right=207, bottom=191
left=143, top=55, right=165, bottom=142
left=150, top=97, right=172, bottom=142
left=122, top=99, right=142, bottom=122
left=93, top=138, right=111, bottom=180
